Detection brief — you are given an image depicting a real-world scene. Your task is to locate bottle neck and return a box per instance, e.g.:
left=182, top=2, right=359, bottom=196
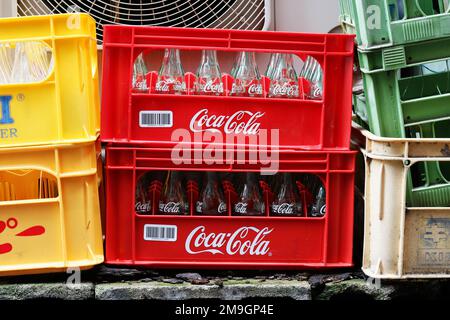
left=280, top=173, right=294, bottom=194
left=205, top=172, right=219, bottom=188
left=201, top=50, right=218, bottom=65
left=238, top=51, right=255, bottom=66
left=235, top=51, right=260, bottom=79
left=245, top=172, right=258, bottom=186
left=266, top=53, right=280, bottom=77
left=162, top=48, right=182, bottom=67
left=166, top=172, right=180, bottom=194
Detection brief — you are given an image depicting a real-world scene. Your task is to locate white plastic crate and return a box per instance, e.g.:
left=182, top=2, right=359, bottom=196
left=353, top=124, right=450, bottom=279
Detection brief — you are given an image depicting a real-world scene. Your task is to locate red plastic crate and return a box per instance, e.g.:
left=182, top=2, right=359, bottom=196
left=101, top=26, right=355, bottom=150
left=105, top=146, right=356, bottom=269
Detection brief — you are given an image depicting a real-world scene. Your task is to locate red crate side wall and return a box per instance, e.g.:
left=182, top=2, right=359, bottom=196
left=322, top=54, right=354, bottom=149
left=101, top=26, right=354, bottom=149
left=105, top=147, right=355, bottom=268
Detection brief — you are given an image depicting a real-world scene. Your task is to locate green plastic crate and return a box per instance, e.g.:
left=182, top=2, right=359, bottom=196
left=360, top=46, right=450, bottom=206
left=358, top=36, right=450, bottom=73
left=405, top=121, right=450, bottom=206
left=339, top=0, right=450, bottom=50
left=339, top=0, right=357, bottom=35
left=357, top=88, right=450, bottom=206
left=352, top=93, right=370, bottom=130
left=359, top=38, right=450, bottom=138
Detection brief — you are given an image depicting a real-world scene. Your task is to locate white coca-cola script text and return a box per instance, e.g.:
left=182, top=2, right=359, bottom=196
left=189, top=109, right=265, bottom=135
left=185, top=226, right=273, bottom=255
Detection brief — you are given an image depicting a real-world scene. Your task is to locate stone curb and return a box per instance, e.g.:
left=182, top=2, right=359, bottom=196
left=1, top=274, right=449, bottom=300
left=95, top=279, right=311, bottom=300
left=0, top=282, right=94, bottom=300
left=315, top=279, right=395, bottom=300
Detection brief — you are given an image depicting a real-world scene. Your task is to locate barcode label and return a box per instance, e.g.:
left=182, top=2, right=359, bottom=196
left=144, top=224, right=177, bottom=241
left=139, top=111, right=173, bottom=128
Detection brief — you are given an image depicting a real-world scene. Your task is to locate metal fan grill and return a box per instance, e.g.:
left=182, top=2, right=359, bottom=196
left=17, top=0, right=271, bottom=43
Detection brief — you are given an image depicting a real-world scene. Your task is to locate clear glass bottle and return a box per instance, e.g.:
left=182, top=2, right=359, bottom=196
left=265, top=53, right=280, bottom=79
left=230, top=51, right=263, bottom=97
left=135, top=173, right=152, bottom=214
left=268, top=53, right=299, bottom=98
left=132, top=52, right=149, bottom=93
left=310, top=185, right=326, bottom=217
left=155, top=48, right=186, bottom=95
left=299, top=56, right=323, bottom=100
left=196, top=172, right=227, bottom=215
left=194, top=50, right=224, bottom=96
left=233, top=173, right=265, bottom=216
left=270, top=173, right=302, bottom=216
left=158, top=171, right=188, bottom=215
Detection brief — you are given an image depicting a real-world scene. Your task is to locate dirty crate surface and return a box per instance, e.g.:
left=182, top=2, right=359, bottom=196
left=354, top=125, right=450, bottom=278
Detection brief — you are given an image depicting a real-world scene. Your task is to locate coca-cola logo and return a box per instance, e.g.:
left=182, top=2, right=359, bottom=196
left=185, top=226, right=273, bottom=255
left=271, top=83, right=299, bottom=97
left=234, top=202, right=248, bottom=214
left=156, top=78, right=186, bottom=92
left=196, top=201, right=202, bottom=213
left=231, top=83, right=244, bottom=94
left=248, top=83, right=262, bottom=95
left=135, top=201, right=151, bottom=213
left=231, top=83, right=262, bottom=95
left=159, top=201, right=182, bottom=213
left=320, top=205, right=326, bottom=215
left=312, top=85, right=322, bottom=98
left=198, top=79, right=223, bottom=93
left=218, top=202, right=227, bottom=213
left=196, top=201, right=227, bottom=214
left=133, top=76, right=148, bottom=90
left=271, top=203, right=295, bottom=215
left=189, top=109, right=265, bottom=135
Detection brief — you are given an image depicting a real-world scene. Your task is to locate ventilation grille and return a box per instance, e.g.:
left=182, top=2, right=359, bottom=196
left=17, top=0, right=270, bottom=44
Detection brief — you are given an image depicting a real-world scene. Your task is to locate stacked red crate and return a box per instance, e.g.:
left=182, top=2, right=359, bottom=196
left=101, top=26, right=356, bottom=269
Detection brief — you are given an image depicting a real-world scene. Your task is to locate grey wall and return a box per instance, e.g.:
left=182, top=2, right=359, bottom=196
left=274, top=0, right=340, bottom=32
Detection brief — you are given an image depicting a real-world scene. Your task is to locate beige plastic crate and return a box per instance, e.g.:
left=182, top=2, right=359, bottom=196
left=353, top=124, right=450, bottom=279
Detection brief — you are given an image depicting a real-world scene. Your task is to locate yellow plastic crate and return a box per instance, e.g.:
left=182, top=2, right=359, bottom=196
left=0, top=13, right=99, bottom=148
left=0, top=138, right=103, bottom=276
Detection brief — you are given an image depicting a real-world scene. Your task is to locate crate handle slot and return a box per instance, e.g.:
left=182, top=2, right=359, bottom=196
left=0, top=169, right=58, bottom=202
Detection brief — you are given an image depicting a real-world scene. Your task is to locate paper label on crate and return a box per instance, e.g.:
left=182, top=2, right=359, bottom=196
left=417, top=218, right=450, bottom=267
left=144, top=224, right=177, bottom=242
left=139, top=111, right=173, bottom=128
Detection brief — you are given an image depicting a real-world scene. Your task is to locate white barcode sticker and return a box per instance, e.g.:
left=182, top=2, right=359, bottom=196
left=139, top=111, right=173, bottom=128
left=144, top=224, right=177, bottom=242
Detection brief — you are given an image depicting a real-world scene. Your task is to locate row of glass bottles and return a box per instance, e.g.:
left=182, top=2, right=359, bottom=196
left=133, top=49, right=323, bottom=99
left=135, top=171, right=326, bottom=217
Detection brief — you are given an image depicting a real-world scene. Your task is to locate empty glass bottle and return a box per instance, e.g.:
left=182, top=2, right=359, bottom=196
left=299, top=56, right=323, bottom=100
left=270, top=173, right=302, bottom=216
left=135, top=174, right=152, bottom=214
left=159, top=171, right=188, bottom=215
left=155, top=48, right=186, bottom=94
left=194, top=50, right=224, bottom=96
left=230, top=51, right=263, bottom=97
left=268, top=53, right=299, bottom=98
left=265, top=53, right=280, bottom=79
left=132, top=52, right=148, bottom=93
left=233, top=173, right=265, bottom=216
left=196, top=172, right=227, bottom=215
left=310, top=185, right=326, bottom=217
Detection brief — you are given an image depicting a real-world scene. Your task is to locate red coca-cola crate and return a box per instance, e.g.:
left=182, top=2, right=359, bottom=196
left=101, top=26, right=354, bottom=150
left=105, top=146, right=356, bottom=268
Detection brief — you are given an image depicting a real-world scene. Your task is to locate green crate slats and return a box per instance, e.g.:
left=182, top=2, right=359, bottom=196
left=339, top=0, right=450, bottom=50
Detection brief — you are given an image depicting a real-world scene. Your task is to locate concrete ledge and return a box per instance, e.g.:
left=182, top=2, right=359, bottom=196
left=1, top=268, right=449, bottom=300
left=316, top=279, right=395, bottom=300
left=0, top=282, right=94, bottom=300
left=95, top=279, right=311, bottom=300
